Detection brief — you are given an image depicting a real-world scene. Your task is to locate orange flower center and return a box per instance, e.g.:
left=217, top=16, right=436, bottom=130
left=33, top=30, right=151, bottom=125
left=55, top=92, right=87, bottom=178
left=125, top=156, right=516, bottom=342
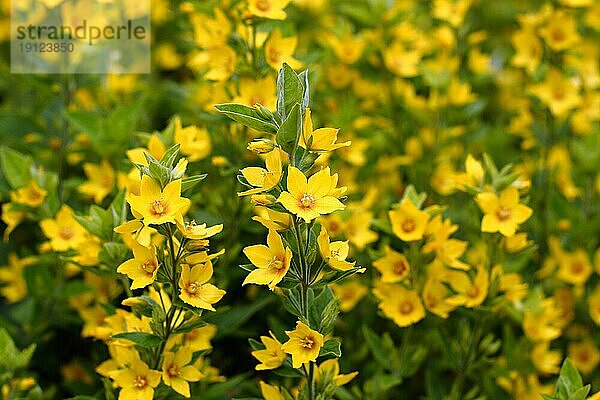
left=28, top=190, right=41, bottom=200
left=299, top=193, right=315, bottom=209
left=150, top=199, right=168, bottom=217
left=551, top=29, right=565, bottom=43
left=255, top=0, right=270, bottom=12
left=59, top=227, right=74, bottom=240
left=467, top=285, right=480, bottom=298
left=187, top=281, right=201, bottom=294
left=401, top=219, right=415, bottom=233
left=393, top=261, right=407, bottom=275
left=495, top=207, right=511, bottom=221
left=167, top=364, right=180, bottom=377
left=268, top=48, right=281, bottom=63
left=133, top=375, right=147, bottom=389
left=300, top=336, right=314, bottom=349
left=268, top=256, right=284, bottom=270
left=571, top=262, right=584, bottom=274
left=399, top=300, right=414, bottom=315
left=141, top=260, right=157, bottom=275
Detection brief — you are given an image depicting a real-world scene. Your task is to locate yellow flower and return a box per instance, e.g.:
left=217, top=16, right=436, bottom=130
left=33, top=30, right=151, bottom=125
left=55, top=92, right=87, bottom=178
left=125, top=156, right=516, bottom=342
left=176, top=214, right=223, bottom=240
left=373, top=246, right=410, bottom=283
left=315, top=359, right=358, bottom=386
left=568, top=340, right=600, bottom=375
left=243, top=229, right=292, bottom=290
left=233, top=77, right=277, bottom=110
left=126, top=134, right=166, bottom=166
left=188, top=45, right=237, bottom=81
left=2, top=203, right=25, bottom=242
left=317, top=227, right=355, bottom=271
left=502, top=232, right=532, bottom=253
left=0, top=253, right=32, bottom=303
left=445, top=264, right=488, bottom=308
left=531, top=341, right=561, bottom=375
left=511, top=28, right=543, bottom=74
left=590, top=287, right=600, bottom=326
left=374, top=283, right=425, bottom=327
left=264, top=29, right=303, bottom=71
left=383, top=41, right=422, bottom=77
left=252, top=331, right=286, bottom=370
left=10, top=181, right=47, bottom=207
left=422, top=275, right=456, bottom=319
left=277, top=166, right=345, bottom=222
left=529, top=69, right=582, bottom=118
left=327, top=32, right=365, bottom=64
left=539, top=10, right=580, bottom=52
left=523, top=300, right=562, bottom=341
left=78, top=160, right=115, bottom=203
left=238, top=150, right=282, bottom=196
left=40, top=205, right=87, bottom=251
left=248, top=0, right=290, bottom=20
left=110, top=359, right=161, bottom=400
left=259, top=381, right=285, bottom=400
left=117, top=242, right=159, bottom=290
left=174, top=117, right=211, bottom=162
left=557, top=249, right=592, bottom=285
left=281, top=321, right=324, bottom=368
left=476, top=187, right=532, bottom=237
left=331, top=280, right=368, bottom=312
left=162, top=347, right=203, bottom=398
left=432, top=0, right=472, bottom=28
left=300, top=108, right=350, bottom=152
left=179, top=262, right=225, bottom=311
left=343, top=210, right=378, bottom=250
left=127, top=176, right=191, bottom=226
left=252, top=207, right=293, bottom=231
left=389, top=199, right=430, bottom=241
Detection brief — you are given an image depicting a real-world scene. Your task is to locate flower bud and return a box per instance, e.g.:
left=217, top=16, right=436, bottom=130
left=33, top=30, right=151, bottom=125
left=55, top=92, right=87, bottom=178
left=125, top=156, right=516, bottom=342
left=251, top=194, right=276, bottom=206
left=254, top=104, right=274, bottom=120
left=247, top=139, right=276, bottom=154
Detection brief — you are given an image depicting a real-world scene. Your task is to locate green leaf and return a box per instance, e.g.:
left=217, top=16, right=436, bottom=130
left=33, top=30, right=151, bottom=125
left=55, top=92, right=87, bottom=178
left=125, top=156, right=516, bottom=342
left=556, top=359, right=584, bottom=398
left=111, top=332, right=162, bottom=348
left=182, top=174, right=208, bottom=193
left=172, top=318, right=207, bottom=334
left=363, top=325, right=390, bottom=368
left=275, top=103, right=301, bottom=155
left=0, top=328, right=35, bottom=370
left=214, top=103, right=277, bottom=133
left=568, top=386, right=591, bottom=400
left=0, top=146, right=34, bottom=188
left=318, top=338, right=342, bottom=359
left=276, top=63, right=303, bottom=122
left=160, top=143, right=181, bottom=168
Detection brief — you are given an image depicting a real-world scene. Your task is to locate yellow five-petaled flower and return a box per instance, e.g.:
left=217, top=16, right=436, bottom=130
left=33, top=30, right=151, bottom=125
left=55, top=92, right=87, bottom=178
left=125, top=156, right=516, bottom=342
left=178, top=262, right=226, bottom=311
left=475, top=187, right=532, bottom=237
left=127, top=175, right=190, bottom=226
left=277, top=166, right=345, bottom=222
left=281, top=321, right=324, bottom=368
left=243, top=229, right=292, bottom=290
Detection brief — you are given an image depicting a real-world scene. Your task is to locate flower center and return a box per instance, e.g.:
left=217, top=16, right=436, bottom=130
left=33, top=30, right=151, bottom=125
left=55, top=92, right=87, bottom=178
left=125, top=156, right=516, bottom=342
left=467, top=286, right=480, bottom=298
left=299, top=193, right=315, bottom=209
left=150, top=199, right=167, bottom=217
left=495, top=207, right=511, bottom=221
left=269, top=48, right=281, bottom=63
left=399, top=301, right=414, bottom=315
left=141, top=260, right=157, bottom=275
left=268, top=256, right=284, bottom=270
left=300, top=336, right=314, bottom=349
left=255, top=0, right=270, bottom=12
left=551, top=29, right=565, bottom=43
left=133, top=375, right=147, bottom=389
left=187, top=281, right=201, bottom=294
left=28, top=190, right=41, bottom=200
left=167, top=364, right=180, bottom=377
left=571, top=262, right=584, bottom=274
left=59, top=227, right=74, bottom=240
left=401, top=219, right=415, bottom=233
left=393, top=261, right=406, bottom=275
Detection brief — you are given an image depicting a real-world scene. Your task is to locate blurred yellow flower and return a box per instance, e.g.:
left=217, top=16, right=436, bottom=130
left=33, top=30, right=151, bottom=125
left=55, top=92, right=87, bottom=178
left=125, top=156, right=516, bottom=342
left=389, top=199, right=430, bottom=242
left=78, top=160, right=115, bottom=203
left=476, top=187, right=532, bottom=237
left=264, top=29, right=302, bottom=70
left=10, top=181, right=47, bottom=207
left=373, top=246, right=410, bottom=283
left=40, top=205, right=87, bottom=251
